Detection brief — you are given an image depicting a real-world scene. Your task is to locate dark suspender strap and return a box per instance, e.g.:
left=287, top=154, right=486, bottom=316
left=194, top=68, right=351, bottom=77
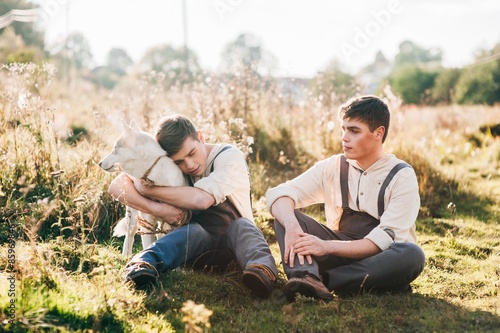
left=340, top=155, right=350, bottom=210
left=377, top=163, right=411, bottom=217
left=210, top=145, right=233, bottom=173
left=198, top=144, right=253, bottom=210
left=208, top=144, right=253, bottom=210
left=187, top=145, right=234, bottom=187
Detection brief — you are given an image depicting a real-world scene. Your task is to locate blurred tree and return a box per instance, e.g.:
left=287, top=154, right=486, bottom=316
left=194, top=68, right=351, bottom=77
left=51, top=32, right=93, bottom=71
left=394, top=40, right=442, bottom=68
left=219, top=33, right=277, bottom=75
left=387, top=40, right=443, bottom=104
left=309, top=60, right=359, bottom=154
left=89, top=66, right=121, bottom=89
left=388, top=64, right=438, bottom=104
left=451, top=42, right=500, bottom=105
left=89, top=48, right=134, bottom=89
left=139, top=44, right=201, bottom=86
left=453, top=62, right=499, bottom=105
left=0, top=0, right=45, bottom=49
left=106, top=47, right=133, bottom=76
left=312, top=60, right=359, bottom=108
left=431, top=68, right=461, bottom=104
left=473, top=42, right=500, bottom=102
left=65, top=32, right=93, bottom=70
left=48, top=32, right=93, bottom=84
left=358, top=50, right=392, bottom=94
left=360, top=50, right=391, bottom=73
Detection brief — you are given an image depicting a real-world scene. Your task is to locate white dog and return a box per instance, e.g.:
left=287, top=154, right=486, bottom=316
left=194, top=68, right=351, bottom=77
left=99, top=120, right=188, bottom=257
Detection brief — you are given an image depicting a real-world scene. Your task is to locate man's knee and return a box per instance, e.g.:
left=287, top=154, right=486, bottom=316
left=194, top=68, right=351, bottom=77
left=175, top=222, right=207, bottom=238
left=376, top=242, right=425, bottom=286
left=160, top=222, right=211, bottom=245
left=230, top=217, right=254, bottom=230
left=185, top=222, right=206, bottom=233
left=391, top=242, right=426, bottom=269
left=227, top=217, right=265, bottom=239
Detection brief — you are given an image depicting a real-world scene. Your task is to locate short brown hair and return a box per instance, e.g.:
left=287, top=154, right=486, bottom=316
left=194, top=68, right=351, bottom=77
left=338, top=95, right=390, bottom=143
left=155, top=114, right=199, bottom=155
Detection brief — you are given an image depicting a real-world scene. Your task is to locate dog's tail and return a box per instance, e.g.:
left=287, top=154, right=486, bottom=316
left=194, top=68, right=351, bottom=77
left=113, top=207, right=138, bottom=237
left=112, top=217, right=128, bottom=237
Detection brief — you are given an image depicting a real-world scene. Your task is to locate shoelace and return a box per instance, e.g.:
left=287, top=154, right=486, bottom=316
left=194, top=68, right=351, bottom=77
left=129, top=261, right=160, bottom=277
left=292, top=271, right=321, bottom=282
left=249, top=264, right=276, bottom=282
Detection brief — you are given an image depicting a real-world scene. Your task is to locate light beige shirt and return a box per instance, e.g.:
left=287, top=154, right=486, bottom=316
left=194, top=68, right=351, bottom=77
left=192, top=144, right=253, bottom=220
left=266, top=154, right=420, bottom=251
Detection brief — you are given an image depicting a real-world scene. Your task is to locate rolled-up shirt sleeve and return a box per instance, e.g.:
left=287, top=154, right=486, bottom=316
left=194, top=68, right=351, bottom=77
left=266, top=158, right=334, bottom=211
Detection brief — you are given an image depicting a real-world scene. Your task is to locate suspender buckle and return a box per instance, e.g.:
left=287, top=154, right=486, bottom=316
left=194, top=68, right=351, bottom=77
left=342, top=207, right=353, bottom=215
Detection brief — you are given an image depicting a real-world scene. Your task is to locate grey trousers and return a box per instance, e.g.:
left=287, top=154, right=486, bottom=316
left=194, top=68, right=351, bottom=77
left=274, top=210, right=425, bottom=295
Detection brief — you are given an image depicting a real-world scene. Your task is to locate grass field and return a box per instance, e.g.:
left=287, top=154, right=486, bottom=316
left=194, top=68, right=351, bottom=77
left=0, top=63, right=499, bottom=332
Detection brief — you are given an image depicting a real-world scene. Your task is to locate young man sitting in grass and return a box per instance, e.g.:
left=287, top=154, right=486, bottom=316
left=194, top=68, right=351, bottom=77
left=109, top=114, right=278, bottom=298
left=266, top=95, right=425, bottom=302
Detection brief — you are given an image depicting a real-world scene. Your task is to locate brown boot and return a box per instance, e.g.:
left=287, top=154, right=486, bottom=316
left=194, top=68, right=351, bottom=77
left=285, top=273, right=333, bottom=302
left=242, top=264, right=276, bottom=298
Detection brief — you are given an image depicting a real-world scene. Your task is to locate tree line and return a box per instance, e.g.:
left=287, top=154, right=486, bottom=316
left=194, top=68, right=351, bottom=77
left=1, top=0, right=499, bottom=105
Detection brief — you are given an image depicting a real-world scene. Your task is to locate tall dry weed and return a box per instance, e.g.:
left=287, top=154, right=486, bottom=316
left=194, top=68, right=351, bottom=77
left=1, top=62, right=498, bottom=243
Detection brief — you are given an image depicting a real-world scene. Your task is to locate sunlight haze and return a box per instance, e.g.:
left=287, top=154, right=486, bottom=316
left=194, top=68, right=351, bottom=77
left=38, top=0, right=500, bottom=77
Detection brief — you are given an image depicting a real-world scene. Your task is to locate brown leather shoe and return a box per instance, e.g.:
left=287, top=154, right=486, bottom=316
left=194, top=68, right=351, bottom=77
left=285, top=273, right=333, bottom=302
left=242, top=264, right=276, bottom=298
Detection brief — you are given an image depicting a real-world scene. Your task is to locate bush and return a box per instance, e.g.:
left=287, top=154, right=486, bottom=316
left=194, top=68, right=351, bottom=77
left=388, top=64, right=438, bottom=104
left=453, top=62, right=500, bottom=105
left=431, top=68, right=461, bottom=104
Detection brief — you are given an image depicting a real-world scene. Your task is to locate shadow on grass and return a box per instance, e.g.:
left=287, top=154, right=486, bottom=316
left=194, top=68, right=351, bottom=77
left=140, top=268, right=500, bottom=333
left=3, top=305, right=127, bottom=333
left=336, top=293, right=500, bottom=333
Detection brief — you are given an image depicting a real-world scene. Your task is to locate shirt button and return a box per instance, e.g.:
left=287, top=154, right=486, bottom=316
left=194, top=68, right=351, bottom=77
left=360, top=192, right=364, bottom=195
left=364, top=172, right=367, bottom=175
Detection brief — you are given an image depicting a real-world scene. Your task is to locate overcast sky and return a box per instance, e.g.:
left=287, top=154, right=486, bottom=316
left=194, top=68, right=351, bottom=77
left=36, top=0, right=500, bottom=77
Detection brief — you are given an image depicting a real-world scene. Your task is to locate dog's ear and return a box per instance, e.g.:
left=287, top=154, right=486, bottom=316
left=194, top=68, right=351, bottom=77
left=121, top=119, right=138, bottom=136
left=129, top=120, right=141, bottom=132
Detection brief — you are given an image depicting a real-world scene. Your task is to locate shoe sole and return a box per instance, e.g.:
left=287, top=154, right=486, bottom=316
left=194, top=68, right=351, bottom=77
left=126, top=272, right=157, bottom=290
left=242, top=272, right=272, bottom=298
left=285, top=281, right=334, bottom=302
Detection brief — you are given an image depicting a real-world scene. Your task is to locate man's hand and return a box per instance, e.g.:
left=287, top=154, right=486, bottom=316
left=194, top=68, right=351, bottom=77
left=151, top=203, right=185, bottom=225
left=285, top=227, right=313, bottom=268
left=269, top=197, right=314, bottom=268
left=132, top=177, right=151, bottom=196
left=292, top=233, right=329, bottom=258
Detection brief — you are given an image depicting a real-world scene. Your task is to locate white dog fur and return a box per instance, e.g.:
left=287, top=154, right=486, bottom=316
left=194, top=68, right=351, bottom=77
left=99, top=120, right=187, bottom=257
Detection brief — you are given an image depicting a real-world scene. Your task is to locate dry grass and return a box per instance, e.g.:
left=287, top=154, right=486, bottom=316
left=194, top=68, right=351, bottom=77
left=0, top=62, right=499, bottom=332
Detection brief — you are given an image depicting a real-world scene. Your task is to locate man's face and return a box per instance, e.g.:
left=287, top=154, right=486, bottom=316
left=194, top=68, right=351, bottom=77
left=170, top=132, right=207, bottom=177
left=341, top=117, right=383, bottom=163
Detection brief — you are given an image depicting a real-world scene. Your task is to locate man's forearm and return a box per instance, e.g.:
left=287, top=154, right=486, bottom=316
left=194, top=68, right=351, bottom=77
left=270, top=197, right=302, bottom=231
left=271, top=196, right=382, bottom=260
left=109, top=174, right=166, bottom=215
left=138, top=183, right=215, bottom=210
left=326, top=238, right=381, bottom=259
left=109, top=173, right=183, bottom=222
